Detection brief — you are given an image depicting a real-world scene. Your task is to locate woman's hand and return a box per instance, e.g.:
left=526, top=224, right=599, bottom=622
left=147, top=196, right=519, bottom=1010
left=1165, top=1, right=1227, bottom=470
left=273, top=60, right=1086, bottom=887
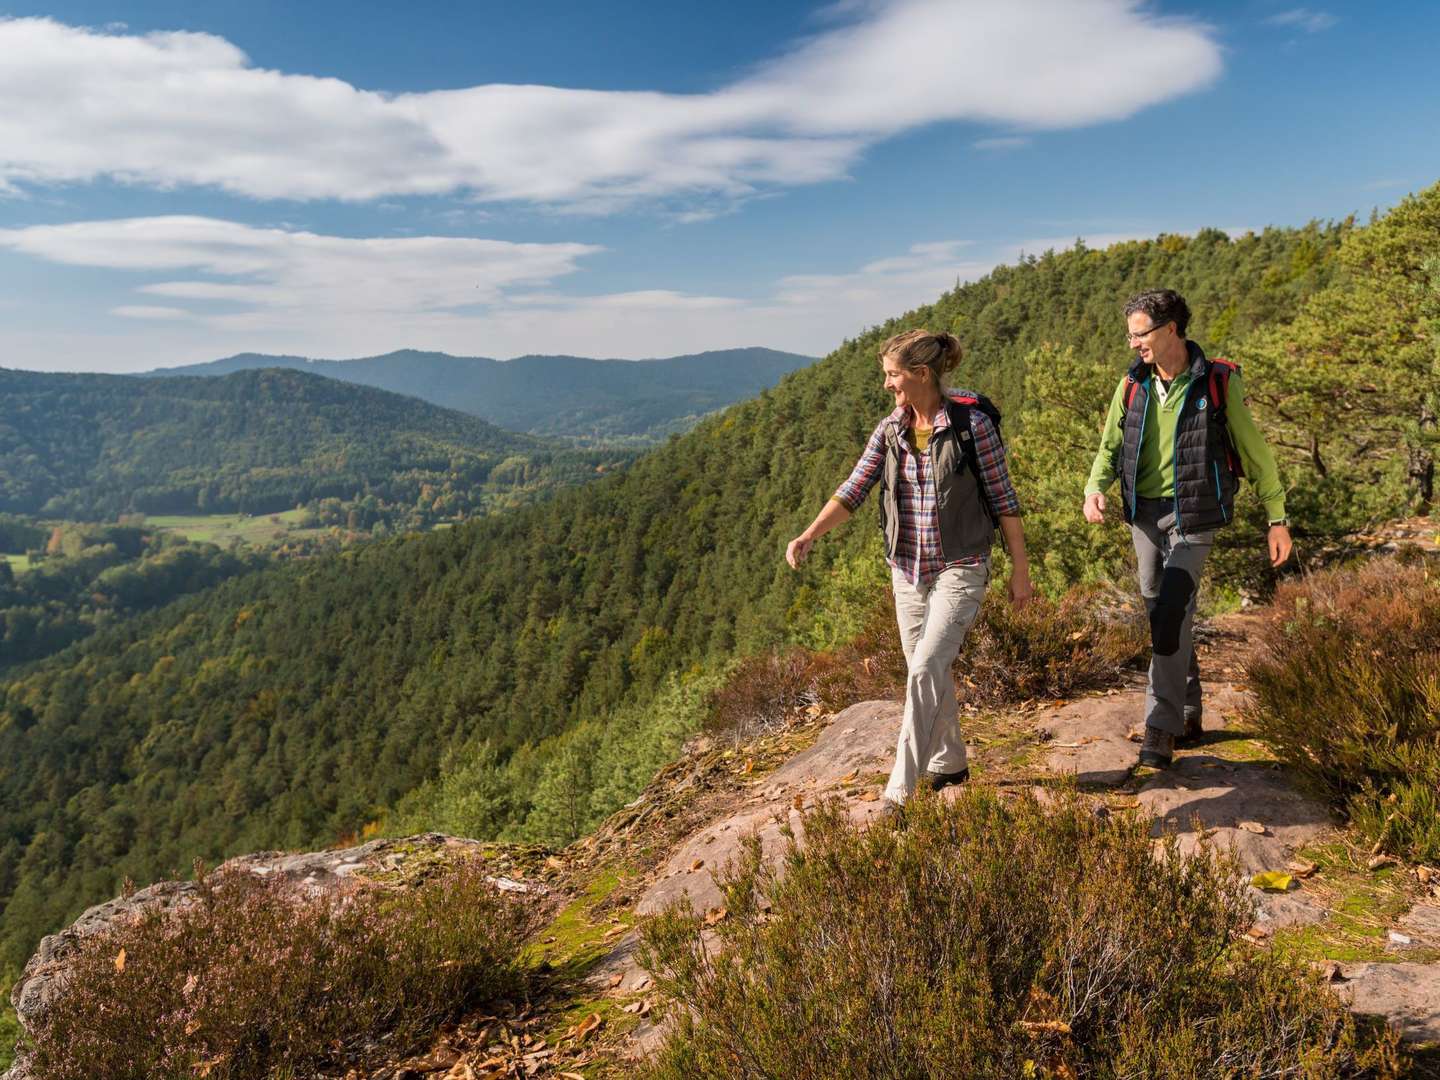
left=786, top=535, right=814, bottom=569
left=1008, top=570, right=1035, bottom=608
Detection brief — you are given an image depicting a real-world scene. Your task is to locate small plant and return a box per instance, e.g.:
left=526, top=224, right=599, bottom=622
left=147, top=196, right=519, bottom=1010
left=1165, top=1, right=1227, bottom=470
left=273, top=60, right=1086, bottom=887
left=639, top=788, right=1403, bottom=1079
left=954, top=584, right=1147, bottom=706
left=25, top=858, right=537, bottom=1080
left=1243, top=557, right=1440, bottom=862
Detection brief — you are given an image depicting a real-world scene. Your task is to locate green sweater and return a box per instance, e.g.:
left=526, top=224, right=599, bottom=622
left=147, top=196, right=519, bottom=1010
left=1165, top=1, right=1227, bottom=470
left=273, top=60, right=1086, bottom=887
left=1084, top=367, right=1287, bottom=523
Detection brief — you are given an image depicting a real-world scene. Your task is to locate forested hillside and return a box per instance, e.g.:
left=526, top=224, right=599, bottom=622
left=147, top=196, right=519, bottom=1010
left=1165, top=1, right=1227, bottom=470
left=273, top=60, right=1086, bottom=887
left=149, top=347, right=817, bottom=445
left=0, top=367, right=626, bottom=525
left=3, top=186, right=1436, bottom=973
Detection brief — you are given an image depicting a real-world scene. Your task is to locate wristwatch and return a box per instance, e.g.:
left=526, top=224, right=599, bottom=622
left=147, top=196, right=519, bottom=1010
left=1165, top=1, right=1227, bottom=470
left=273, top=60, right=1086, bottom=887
left=1268, top=518, right=1289, bottom=528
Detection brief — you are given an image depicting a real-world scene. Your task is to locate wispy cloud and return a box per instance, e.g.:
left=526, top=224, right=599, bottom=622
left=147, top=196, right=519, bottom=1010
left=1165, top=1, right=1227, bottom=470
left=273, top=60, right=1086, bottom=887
left=0, top=217, right=1006, bottom=366
left=1264, top=8, right=1338, bottom=33
left=0, top=217, right=601, bottom=338
left=972, top=136, right=1032, bottom=151
left=0, top=2, right=1222, bottom=213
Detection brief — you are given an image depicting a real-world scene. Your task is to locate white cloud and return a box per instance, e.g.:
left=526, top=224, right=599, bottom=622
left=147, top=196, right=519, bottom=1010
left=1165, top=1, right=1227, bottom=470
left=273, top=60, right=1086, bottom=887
left=0, top=2, right=1222, bottom=211
left=1264, top=8, right=1338, bottom=33
left=972, top=136, right=1032, bottom=151
left=0, top=218, right=601, bottom=335
left=0, top=217, right=1007, bottom=367
left=111, top=305, right=193, bottom=320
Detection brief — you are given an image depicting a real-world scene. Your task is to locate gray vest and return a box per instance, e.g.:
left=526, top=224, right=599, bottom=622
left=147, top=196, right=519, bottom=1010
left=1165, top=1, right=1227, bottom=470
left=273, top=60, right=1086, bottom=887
left=877, top=402, right=995, bottom=562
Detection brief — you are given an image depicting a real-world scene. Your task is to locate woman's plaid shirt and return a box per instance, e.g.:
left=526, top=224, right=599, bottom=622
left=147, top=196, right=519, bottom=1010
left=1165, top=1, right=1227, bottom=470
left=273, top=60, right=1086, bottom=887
left=832, top=394, right=1020, bottom=586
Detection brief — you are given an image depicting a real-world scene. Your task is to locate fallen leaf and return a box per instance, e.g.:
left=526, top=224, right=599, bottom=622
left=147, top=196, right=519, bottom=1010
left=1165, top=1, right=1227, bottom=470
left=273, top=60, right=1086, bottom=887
left=1069, top=631, right=1085, bottom=641
left=690, top=858, right=705, bottom=871
left=182, top=973, right=198, bottom=997
left=742, top=758, right=754, bottom=775
left=1237, top=821, right=1267, bottom=835
left=546, top=856, right=564, bottom=870
left=1286, top=858, right=1318, bottom=878
left=185, top=1019, right=202, bottom=1035
left=704, top=907, right=728, bottom=926
left=574, top=1013, right=604, bottom=1041
left=858, top=790, right=880, bottom=802
left=443, top=1064, right=477, bottom=1080
left=792, top=794, right=805, bottom=810
left=1314, top=960, right=1342, bottom=982
left=1244, top=923, right=1272, bottom=940
left=1368, top=854, right=1400, bottom=872
left=1250, top=871, right=1294, bottom=893
left=607, top=973, right=623, bottom=988
left=560, top=1074, right=588, bottom=1080
left=114, top=948, right=126, bottom=973
left=840, top=769, right=859, bottom=783
left=1417, top=865, right=1437, bottom=885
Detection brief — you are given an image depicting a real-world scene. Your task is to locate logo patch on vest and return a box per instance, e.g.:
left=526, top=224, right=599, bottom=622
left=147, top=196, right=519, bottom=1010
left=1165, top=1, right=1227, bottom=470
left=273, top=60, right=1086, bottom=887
left=1196, top=397, right=1208, bottom=411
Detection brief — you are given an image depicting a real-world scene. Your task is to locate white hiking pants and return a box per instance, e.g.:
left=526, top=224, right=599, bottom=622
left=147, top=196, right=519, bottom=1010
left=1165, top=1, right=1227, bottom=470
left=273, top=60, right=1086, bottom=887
left=884, top=561, right=989, bottom=805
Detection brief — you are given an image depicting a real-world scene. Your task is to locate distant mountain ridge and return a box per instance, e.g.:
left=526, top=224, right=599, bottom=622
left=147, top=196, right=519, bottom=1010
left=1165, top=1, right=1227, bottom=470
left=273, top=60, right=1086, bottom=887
left=0, top=366, right=620, bottom=521
left=144, top=347, right=818, bottom=443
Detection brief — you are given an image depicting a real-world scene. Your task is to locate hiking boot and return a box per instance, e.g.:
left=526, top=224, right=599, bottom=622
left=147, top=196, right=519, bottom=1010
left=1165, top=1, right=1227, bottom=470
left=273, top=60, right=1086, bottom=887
left=924, top=767, right=970, bottom=791
left=1178, top=707, right=1204, bottom=746
left=1138, top=726, right=1175, bottom=768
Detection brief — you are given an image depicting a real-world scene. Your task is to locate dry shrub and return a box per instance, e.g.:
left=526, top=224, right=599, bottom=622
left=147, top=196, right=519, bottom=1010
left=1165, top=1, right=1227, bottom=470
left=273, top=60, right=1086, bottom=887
left=1243, top=555, right=1440, bottom=862
left=26, top=858, right=536, bottom=1080
left=706, top=583, right=1143, bottom=742
left=639, top=788, right=1403, bottom=1080
left=956, top=584, right=1147, bottom=706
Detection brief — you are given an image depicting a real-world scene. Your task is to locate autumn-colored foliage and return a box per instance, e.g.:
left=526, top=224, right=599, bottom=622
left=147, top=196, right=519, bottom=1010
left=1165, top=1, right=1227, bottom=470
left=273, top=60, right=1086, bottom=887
left=24, top=859, right=536, bottom=1080
left=640, top=788, right=1404, bottom=1079
left=1243, top=554, right=1440, bottom=862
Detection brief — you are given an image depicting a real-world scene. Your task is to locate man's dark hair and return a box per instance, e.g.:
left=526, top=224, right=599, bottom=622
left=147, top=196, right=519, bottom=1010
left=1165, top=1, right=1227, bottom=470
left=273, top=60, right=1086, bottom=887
left=1124, top=289, right=1191, bottom=337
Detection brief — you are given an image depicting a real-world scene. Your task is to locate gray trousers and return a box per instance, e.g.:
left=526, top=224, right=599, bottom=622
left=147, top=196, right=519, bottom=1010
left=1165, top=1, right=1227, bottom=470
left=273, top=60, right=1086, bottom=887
left=1131, top=498, right=1213, bottom=736
left=884, top=562, right=988, bottom=804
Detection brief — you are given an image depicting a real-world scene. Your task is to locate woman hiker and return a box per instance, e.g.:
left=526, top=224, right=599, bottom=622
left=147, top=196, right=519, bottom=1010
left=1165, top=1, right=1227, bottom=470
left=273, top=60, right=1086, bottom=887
left=785, top=329, right=1033, bottom=817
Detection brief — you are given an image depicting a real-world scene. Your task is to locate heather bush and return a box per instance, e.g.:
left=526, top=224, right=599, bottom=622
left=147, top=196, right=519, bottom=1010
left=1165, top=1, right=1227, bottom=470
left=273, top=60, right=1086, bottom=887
left=639, top=789, right=1402, bottom=1079
left=25, top=858, right=536, bottom=1080
left=954, top=584, right=1147, bottom=707
left=1243, top=556, right=1440, bottom=862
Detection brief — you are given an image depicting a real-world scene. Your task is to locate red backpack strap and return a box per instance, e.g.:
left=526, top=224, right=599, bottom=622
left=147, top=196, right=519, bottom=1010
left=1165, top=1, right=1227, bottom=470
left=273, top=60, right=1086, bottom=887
left=1207, top=358, right=1244, bottom=476
left=1124, top=375, right=1141, bottom=411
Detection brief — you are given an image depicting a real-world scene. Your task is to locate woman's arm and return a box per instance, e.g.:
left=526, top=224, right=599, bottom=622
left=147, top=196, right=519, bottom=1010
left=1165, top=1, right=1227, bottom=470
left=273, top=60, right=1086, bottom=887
left=786, top=421, right=886, bottom=569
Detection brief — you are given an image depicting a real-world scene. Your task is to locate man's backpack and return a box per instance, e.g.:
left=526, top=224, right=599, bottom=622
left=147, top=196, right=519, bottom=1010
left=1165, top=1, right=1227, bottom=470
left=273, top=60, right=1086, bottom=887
left=1123, top=359, right=1244, bottom=478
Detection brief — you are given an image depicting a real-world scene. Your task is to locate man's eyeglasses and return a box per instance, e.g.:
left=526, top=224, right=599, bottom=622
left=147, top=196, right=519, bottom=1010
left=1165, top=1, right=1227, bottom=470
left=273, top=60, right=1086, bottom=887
left=1126, top=321, right=1170, bottom=344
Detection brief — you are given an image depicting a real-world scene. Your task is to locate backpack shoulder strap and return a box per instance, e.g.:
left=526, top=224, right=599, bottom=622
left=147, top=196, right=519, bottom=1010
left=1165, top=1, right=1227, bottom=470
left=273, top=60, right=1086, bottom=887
left=1206, top=358, right=1245, bottom=477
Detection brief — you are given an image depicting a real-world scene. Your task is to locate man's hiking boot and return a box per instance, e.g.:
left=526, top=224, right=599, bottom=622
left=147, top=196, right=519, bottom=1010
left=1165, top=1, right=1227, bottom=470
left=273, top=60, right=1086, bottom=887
left=1138, top=726, right=1175, bottom=768
left=1177, top=707, right=1203, bottom=746
left=924, top=767, right=970, bottom=792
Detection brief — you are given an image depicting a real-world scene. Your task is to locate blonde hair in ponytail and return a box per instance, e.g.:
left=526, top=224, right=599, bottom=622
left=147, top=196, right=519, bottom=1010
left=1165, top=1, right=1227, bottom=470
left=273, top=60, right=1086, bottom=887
left=878, top=329, right=963, bottom=388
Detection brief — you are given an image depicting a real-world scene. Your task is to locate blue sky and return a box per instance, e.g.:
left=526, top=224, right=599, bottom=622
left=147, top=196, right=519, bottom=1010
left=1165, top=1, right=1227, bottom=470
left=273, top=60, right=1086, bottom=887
left=0, top=0, right=1436, bottom=373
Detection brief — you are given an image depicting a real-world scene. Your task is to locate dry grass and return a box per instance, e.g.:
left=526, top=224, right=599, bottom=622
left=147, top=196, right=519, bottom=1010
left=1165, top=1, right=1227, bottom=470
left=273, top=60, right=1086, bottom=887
left=1243, top=556, right=1440, bottom=862
left=25, top=859, right=537, bottom=1080
left=639, top=787, right=1404, bottom=1079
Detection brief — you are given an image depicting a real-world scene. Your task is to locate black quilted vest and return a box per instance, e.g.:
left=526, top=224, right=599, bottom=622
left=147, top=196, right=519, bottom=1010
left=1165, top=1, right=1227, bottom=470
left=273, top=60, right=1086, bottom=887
left=1117, top=341, right=1237, bottom=532
left=878, top=400, right=995, bottom=562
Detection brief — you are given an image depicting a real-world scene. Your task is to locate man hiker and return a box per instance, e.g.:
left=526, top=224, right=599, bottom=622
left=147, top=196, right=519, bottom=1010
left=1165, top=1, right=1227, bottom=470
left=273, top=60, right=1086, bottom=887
left=1082, top=289, right=1292, bottom=768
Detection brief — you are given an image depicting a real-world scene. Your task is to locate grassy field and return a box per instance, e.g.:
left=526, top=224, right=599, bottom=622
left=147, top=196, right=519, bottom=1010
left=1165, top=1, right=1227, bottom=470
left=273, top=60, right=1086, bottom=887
left=0, top=553, right=33, bottom=574
left=146, top=509, right=311, bottom=546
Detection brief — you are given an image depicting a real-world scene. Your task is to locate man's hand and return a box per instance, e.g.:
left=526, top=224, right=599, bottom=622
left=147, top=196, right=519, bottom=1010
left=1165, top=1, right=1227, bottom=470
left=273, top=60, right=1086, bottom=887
left=785, top=535, right=814, bottom=569
left=1083, top=491, right=1106, bottom=524
left=1268, top=524, right=1293, bottom=567
left=1008, top=570, right=1035, bottom=608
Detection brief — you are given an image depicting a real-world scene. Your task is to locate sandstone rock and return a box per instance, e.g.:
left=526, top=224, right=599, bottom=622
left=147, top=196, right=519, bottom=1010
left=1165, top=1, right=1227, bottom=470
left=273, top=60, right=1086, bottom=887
left=1339, top=962, right=1440, bottom=1042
